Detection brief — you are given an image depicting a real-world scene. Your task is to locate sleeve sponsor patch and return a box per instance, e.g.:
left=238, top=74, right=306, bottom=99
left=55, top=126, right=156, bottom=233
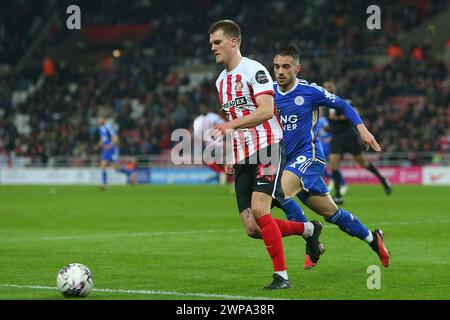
left=255, top=70, right=269, bottom=84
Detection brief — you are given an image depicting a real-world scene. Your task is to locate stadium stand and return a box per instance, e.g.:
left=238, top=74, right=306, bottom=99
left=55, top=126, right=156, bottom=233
left=0, top=0, right=449, bottom=167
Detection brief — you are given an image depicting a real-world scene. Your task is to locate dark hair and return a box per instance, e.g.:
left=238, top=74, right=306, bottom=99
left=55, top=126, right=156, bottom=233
left=275, top=44, right=300, bottom=62
left=209, top=20, right=241, bottom=40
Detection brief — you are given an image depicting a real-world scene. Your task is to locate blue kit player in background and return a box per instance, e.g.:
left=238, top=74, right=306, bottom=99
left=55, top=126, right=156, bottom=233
left=324, top=81, right=392, bottom=205
left=273, top=44, right=390, bottom=268
left=316, top=106, right=348, bottom=196
left=96, top=115, right=136, bottom=190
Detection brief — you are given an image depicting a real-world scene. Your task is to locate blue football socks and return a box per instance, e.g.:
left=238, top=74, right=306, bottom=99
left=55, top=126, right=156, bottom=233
left=281, top=198, right=308, bottom=222
left=325, top=208, right=371, bottom=241
left=102, top=170, right=107, bottom=185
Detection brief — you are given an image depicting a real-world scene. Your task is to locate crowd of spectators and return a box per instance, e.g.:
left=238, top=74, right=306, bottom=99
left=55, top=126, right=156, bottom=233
left=0, top=0, right=57, bottom=67
left=0, top=0, right=449, bottom=166
left=310, top=53, right=449, bottom=156
left=0, top=48, right=219, bottom=163
left=3, top=0, right=448, bottom=66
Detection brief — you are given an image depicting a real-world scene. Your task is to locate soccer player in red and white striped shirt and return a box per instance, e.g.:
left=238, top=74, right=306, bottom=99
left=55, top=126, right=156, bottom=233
left=209, top=20, right=323, bottom=290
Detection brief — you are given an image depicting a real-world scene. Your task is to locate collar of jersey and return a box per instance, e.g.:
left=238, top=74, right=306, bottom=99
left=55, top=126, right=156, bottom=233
left=225, top=57, right=245, bottom=73
left=276, top=78, right=299, bottom=96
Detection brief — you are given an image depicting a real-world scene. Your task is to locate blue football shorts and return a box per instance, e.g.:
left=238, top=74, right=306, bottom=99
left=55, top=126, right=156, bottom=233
left=284, top=154, right=330, bottom=204
left=101, top=146, right=119, bottom=163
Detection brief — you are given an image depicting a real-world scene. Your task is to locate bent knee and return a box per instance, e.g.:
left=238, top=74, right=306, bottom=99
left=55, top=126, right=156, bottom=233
left=320, top=203, right=339, bottom=218
left=321, top=208, right=339, bottom=219
left=309, top=196, right=339, bottom=218
left=250, top=206, right=264, bottom=218
left=283, top=189, right=298, bottom=198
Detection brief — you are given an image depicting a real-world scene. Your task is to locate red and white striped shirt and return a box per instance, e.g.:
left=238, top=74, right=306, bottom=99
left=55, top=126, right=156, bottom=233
left=215, top=57, right=283, bottom=163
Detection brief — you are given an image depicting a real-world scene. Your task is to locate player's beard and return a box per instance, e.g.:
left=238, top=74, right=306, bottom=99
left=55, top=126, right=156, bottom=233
left=277, top=77, right=290, bottom=91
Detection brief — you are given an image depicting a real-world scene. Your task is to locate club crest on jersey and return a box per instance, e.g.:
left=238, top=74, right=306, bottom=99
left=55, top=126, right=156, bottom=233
left=235, top=81, right=243, bottom=92
left=294, top=96, right=304, bottom=106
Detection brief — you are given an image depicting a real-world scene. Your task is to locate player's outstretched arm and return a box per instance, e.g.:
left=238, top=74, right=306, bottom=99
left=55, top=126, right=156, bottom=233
left=330, top=100, right=381, bottom=151
left=313, top=85, right=381, bottom=152
left=356, top=124, right=381, bottom=152
left=329, top=98, right=381, bottom=151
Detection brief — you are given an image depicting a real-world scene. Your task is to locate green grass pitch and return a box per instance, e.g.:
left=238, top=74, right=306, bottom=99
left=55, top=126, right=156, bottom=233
left=0, top=184, right=449, bottom=300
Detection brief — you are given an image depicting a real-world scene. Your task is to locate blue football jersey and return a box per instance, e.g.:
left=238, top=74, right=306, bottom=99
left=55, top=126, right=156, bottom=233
left=274, top=79, right=360, bottom=163
left=98, top=123, right=116, bottom=148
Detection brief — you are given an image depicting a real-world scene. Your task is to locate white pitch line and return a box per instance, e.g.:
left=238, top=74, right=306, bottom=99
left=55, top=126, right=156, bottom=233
left=36, top=228, right=243, bottom=241
left=1, top=220, right=449, bottom=243
left=372, top=220, right=450, bottom=226
left=1, top=228, right=243, bottom=243
left=0, top=284, right=287, bottom=300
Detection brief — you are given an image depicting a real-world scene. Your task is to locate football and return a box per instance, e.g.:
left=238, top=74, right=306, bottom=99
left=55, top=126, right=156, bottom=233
left=56, top=263, right=94, bottom=297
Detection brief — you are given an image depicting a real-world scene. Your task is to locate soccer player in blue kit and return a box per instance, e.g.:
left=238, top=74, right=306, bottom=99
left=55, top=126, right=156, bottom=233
left=324, top=81, right=392, bottom=205
left=96, top=115, right=136, bottom=190
left=273, top=45, right=390, bottom=268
